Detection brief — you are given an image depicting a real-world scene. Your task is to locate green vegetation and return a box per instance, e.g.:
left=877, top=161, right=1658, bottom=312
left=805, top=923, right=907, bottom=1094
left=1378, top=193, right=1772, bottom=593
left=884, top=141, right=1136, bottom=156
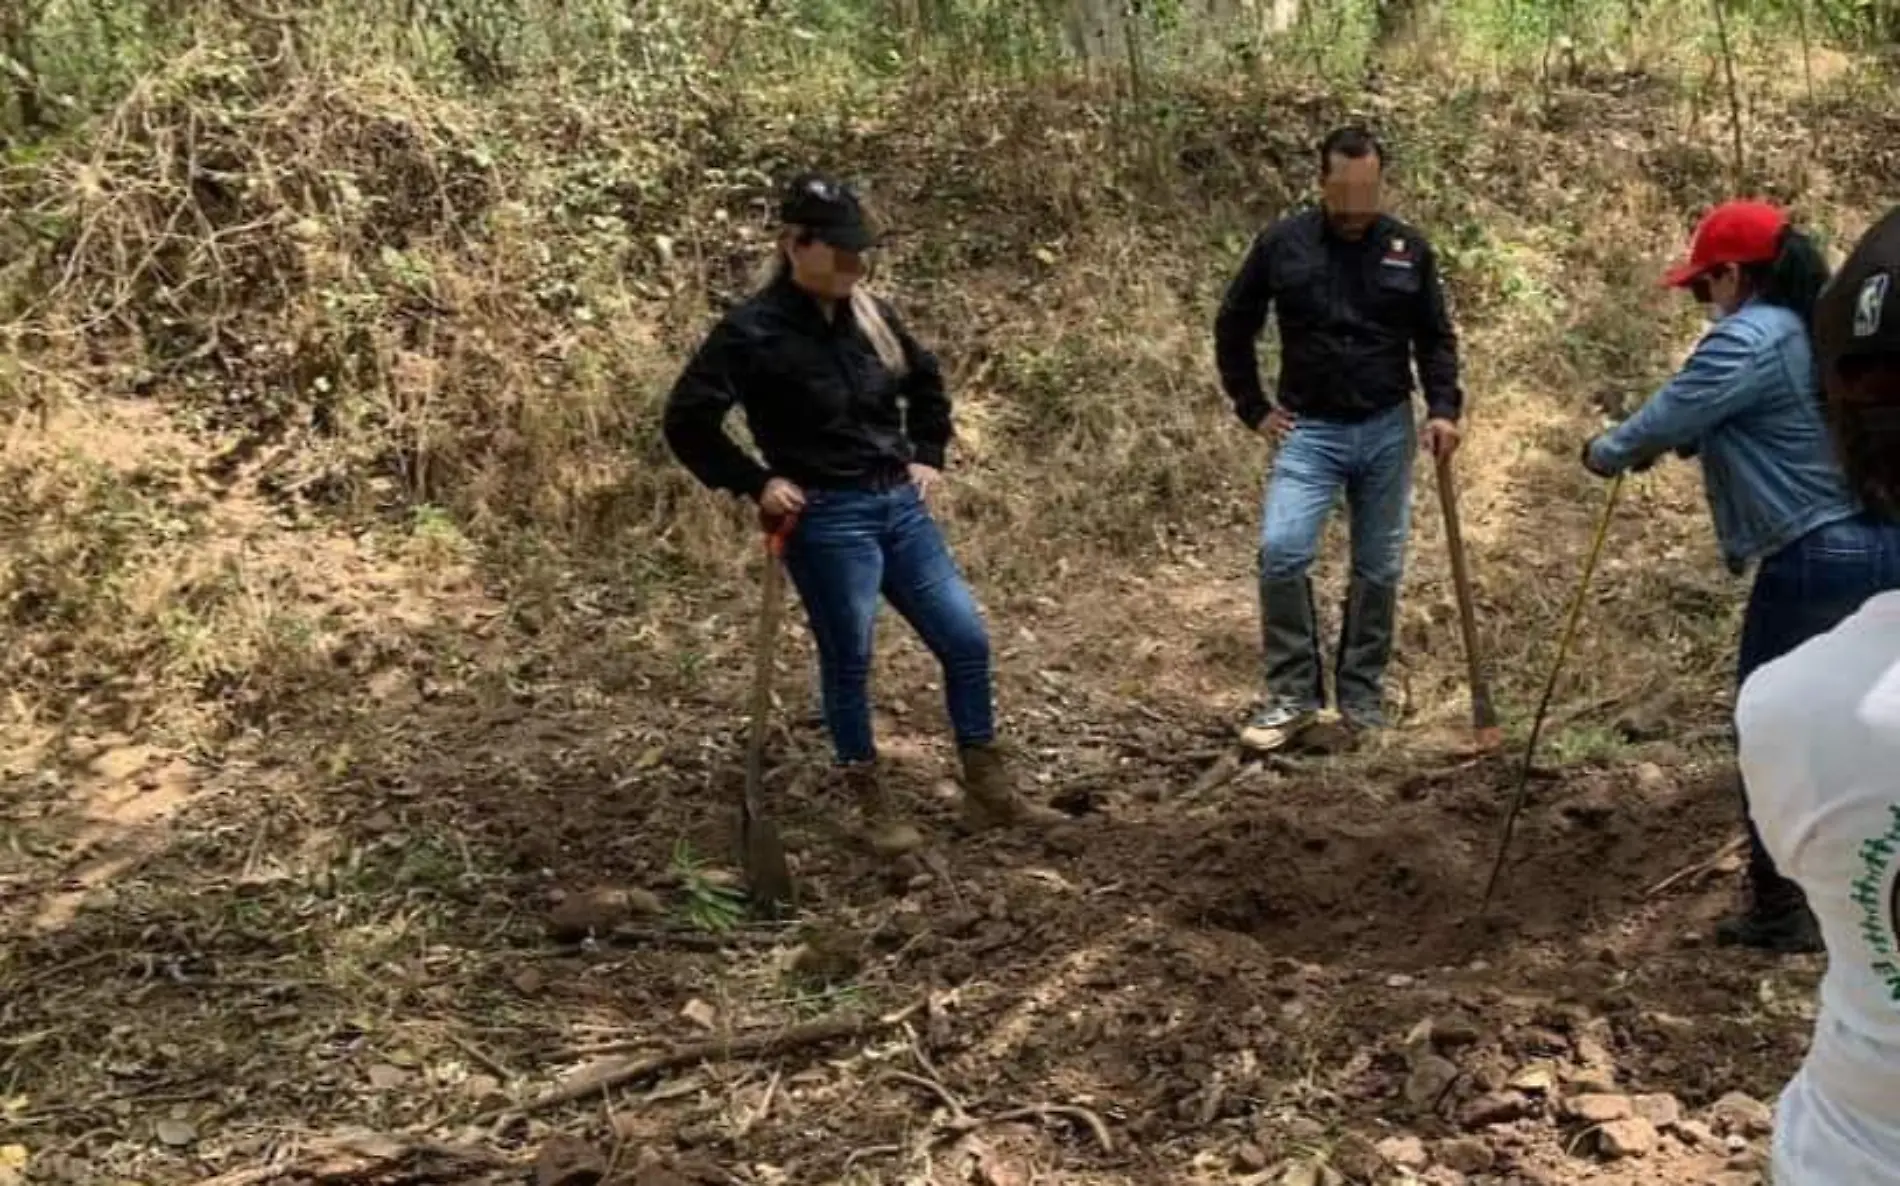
left=1, top=0, right=1892, bottom=749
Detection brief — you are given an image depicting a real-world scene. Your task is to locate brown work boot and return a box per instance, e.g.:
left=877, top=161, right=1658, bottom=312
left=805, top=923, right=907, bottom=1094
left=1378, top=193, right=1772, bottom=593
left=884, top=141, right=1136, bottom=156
left=957, top=742, right=1066, bottom=832
left=834, top=762, right=924, bottom=858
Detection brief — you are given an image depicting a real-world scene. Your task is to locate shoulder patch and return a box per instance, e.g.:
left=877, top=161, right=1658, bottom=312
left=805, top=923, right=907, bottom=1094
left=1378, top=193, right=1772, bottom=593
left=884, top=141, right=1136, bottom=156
left=1852, top=804, right=1900, bottom=1003
left=1856, top=272, right=1891, bottom=339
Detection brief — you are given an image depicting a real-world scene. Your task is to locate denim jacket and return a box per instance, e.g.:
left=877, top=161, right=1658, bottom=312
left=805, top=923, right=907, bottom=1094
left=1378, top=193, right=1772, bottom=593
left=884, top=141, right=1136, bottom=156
left=1587, top=300, right=1859, bottom=574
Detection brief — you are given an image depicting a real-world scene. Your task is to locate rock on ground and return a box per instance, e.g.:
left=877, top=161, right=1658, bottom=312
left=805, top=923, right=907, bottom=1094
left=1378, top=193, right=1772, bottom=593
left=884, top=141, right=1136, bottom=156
left=1460, top=1090, right=1535, bottom=1129
left=1632, top=1092, right=1682, bottom=1129
left=1404, top=1055, right=1460, bottom=1111
left=1676, top=1118, right=1720, bottom=1148
left=1711, top=1091, right=1774, bottom=1137
left=1565, top=1093, right=1633, bottom=1124
left=534, top=1136, right=607, bottom=1186
left=1597, top=1117, right=1660, bottom=1160
left=1375, top=1135, right=1429, bottom=1171
left=1433, top=1136, right=1495, bottom=1174
left=547, top=886, right=664, bottom=940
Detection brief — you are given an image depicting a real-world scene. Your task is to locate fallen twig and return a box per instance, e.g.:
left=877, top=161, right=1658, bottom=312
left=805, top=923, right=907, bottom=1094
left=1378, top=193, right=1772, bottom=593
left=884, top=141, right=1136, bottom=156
left=1646, top=835, right=1747, bottom=898
left=733, top=1068, right=781, bottom=1139
left=987, top=1104, right=1116, bottom=1153
left=530, top=926, right=791, bottom=959
left=444, top=1030, right=518, bottom=1083
left=880, top=1069, right=1115, bottom=1155
left=843, top=1143, right=905, bottom=1171
left=494, top=1000, right=923, bottom=1122
left=1182, top=750, right=1243, bottom=800
left=880, top=1069, right=968, bottom=1117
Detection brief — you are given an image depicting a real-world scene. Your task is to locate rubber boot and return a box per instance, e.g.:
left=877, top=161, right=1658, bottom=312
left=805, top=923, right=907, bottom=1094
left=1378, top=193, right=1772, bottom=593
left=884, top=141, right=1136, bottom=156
left=1241, top=575, right=1323, bottom=753
left=1716, top=832, right=1822, bottom=954
left=834, top=763, right=924, bottom=858
left=957, top=742, right=1065, bottom=832
left=1335, top=577, right=1399, bottom=732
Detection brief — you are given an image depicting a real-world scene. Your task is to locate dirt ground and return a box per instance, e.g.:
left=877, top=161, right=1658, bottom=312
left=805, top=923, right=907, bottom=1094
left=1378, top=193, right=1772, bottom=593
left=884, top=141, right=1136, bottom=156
left=0, top=521, right=1813, bottom=1186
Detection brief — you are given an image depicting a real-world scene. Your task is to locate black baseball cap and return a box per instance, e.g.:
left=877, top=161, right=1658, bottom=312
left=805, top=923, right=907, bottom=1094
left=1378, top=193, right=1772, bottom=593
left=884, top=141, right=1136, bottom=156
left=1815, top=205, right=1900, bottom=375
left=778, top=172, right=877, bottom=252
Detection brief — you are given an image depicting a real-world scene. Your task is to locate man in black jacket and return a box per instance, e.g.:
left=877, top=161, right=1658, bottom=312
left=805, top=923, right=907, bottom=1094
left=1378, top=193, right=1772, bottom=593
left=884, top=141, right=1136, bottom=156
left=1214, top=126, right=1465, bottom=752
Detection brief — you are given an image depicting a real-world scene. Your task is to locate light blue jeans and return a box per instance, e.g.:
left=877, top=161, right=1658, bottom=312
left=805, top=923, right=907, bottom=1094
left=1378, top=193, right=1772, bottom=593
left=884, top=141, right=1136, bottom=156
left=1257, top=402, right=1415, bottom=720
left=1260, top=401, right=1415, bottom=586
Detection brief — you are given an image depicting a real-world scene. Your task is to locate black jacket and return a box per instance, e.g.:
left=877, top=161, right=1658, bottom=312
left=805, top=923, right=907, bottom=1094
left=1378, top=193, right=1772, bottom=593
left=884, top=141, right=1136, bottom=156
left=1214, top=208, right=1464, bottom=427
left=663, top=273, right=950, bottom=499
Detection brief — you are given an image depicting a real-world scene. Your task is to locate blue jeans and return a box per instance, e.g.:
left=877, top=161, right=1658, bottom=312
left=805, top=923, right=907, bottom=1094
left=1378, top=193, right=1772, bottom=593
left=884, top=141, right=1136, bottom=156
left=1736, top=511, right=1900, bottom=896
left=1256, top=403, right=1415, bottom=718
left=1260, top=402, right=1415, bottom=586
left=783, top=484, right=994, bottom=764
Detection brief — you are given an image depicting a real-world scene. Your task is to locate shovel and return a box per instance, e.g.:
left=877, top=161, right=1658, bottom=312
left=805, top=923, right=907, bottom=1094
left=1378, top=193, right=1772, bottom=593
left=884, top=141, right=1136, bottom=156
left=1433, top=452, right=1502, bottom=753
left=739, top=514, right=797, bottom=917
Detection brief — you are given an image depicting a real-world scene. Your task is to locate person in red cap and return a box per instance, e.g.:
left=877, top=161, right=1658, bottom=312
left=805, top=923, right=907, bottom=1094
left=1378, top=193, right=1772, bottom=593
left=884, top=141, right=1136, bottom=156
left=1581, top=199, right=1900, bottom=953
left=1735, top=204, right=1900, bottom=1183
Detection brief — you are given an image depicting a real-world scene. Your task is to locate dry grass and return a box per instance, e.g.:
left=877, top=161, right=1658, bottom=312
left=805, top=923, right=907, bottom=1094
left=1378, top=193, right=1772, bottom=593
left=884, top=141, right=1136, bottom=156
left=0, top=36, right=1880, bottom=760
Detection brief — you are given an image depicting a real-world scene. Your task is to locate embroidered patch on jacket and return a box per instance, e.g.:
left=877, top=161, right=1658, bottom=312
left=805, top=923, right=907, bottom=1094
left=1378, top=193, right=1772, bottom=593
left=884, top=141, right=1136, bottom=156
left=1851, top=803, right=1900, bottom=1003
left=1855, top=272, right=1890, bottom=339
left=1380, top=236, right=1415, bottom=271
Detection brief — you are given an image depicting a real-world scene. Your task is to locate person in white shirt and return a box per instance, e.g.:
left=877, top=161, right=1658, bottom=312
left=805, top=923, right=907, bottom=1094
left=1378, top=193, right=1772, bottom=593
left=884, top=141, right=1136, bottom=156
left=1736, top=204, right=1900, bottom=1183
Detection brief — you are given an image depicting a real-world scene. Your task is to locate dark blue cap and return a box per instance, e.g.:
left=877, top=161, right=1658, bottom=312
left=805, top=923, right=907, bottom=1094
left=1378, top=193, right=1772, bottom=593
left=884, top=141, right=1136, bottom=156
left=778, top=172, right=877, bottom=251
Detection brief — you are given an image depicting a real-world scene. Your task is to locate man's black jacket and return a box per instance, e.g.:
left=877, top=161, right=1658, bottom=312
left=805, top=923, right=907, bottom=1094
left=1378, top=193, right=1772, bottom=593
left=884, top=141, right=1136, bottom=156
left=1214, top=207, right=1464, bottom=427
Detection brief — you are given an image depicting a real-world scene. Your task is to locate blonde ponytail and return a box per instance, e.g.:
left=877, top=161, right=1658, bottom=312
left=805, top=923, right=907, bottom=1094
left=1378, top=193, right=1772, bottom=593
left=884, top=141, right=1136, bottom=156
left=850, top=287, right=910, bottom=379
left=752, top=251, right=790, bottom=294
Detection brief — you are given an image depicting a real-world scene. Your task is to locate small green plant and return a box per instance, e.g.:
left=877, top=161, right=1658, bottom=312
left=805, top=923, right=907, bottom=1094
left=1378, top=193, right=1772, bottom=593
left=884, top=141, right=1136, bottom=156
left=786, top=979, right=864, bottom=1019
left=671, top=840, right=746, bottom=933
left=1545, top=722, right=1628, bottom=767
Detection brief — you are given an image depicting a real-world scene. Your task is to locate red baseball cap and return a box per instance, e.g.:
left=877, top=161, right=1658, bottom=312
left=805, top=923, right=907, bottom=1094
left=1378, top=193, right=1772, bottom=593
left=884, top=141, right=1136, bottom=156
left=1663, top=199, right=1789, bottom=288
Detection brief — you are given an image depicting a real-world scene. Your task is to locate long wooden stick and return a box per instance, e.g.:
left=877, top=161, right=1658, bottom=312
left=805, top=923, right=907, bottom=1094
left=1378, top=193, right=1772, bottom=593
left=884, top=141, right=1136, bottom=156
left=493, top=1002, right=921, bottom=1121
left=1434, top=452, right=1500, bottom=750
left=1480, top=472, right=1624, bottom=916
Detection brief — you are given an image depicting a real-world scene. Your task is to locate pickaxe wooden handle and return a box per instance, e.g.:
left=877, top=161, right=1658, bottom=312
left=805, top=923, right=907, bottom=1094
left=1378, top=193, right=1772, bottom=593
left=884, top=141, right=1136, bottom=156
left=1434, top=452, right=1501, bottom=750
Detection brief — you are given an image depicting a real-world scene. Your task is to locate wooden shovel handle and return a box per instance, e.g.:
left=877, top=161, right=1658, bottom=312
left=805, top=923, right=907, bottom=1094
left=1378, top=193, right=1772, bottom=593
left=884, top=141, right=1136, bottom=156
left=1434, top=453, right=1499, bottom=736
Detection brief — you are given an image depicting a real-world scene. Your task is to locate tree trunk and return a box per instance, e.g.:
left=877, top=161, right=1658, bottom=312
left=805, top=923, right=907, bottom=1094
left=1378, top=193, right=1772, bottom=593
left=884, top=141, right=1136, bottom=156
left=1063, top=0, right=1126, bottom=66
left=1263, top=0, right=1300, bottom=35
left=0, top=1, right=47, bottom=135
left=1373, top=0, right=1424, bottom=45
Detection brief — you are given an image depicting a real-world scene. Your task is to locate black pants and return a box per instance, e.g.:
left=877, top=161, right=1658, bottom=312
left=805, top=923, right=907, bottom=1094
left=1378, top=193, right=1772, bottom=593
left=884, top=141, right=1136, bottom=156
left=1736, top=512, right=1900, bottom=900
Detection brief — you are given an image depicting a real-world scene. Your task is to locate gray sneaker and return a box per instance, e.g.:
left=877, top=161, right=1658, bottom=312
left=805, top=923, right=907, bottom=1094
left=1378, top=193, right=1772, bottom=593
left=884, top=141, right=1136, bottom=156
left=1238, top=702, right=1319, bottom=753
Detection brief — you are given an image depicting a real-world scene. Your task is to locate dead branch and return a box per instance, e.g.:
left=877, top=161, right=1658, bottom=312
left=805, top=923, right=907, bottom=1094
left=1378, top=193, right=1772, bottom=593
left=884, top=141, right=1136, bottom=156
left=880, top=1068, right=970, bottom=1118
left=732, top=1068, right=781, bottom=1139
left=1646, top=835, right=1747, bottom=898
left=987, top=1104, right=1116, bottom=1153
left=1710, top=0, right=1746, bottom=186
left=881, top=1068, right=1116, bottom=1155
left=496, top=1000, right=923, bottom=1121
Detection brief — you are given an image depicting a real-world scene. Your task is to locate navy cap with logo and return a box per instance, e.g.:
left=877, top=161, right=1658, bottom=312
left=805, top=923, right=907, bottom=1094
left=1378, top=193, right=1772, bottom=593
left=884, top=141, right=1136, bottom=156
left=1815, top=205, right=1900, bottom=374
left=778, top=172, right=878, bottom=252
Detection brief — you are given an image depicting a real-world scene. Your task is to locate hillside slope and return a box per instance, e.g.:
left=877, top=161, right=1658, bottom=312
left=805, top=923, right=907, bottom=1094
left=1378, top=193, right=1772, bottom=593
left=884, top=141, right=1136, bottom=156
left=1, top=28, right=1897, bottom=1186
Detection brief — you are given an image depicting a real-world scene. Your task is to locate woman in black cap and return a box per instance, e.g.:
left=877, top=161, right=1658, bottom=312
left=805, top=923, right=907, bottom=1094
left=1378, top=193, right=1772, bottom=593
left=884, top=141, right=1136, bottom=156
left=663, top=173, right=1055, bottom=856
